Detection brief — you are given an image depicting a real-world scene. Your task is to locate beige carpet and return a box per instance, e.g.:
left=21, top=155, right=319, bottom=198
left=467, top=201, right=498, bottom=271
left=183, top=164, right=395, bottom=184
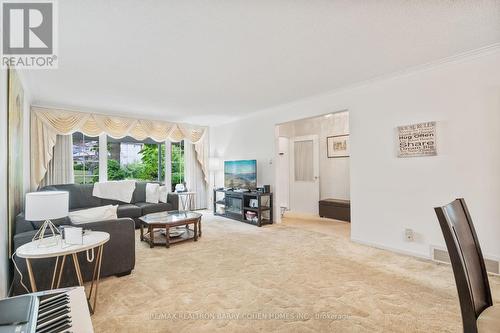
left=91, top=213, right=500, bottom=332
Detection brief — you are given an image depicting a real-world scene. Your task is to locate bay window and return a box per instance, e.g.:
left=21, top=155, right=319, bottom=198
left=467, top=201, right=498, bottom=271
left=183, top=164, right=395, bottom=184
left=72, top=134, right=183, bottom=187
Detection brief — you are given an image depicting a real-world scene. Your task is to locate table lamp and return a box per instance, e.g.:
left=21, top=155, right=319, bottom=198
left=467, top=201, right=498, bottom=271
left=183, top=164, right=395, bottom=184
left=25, top=191, right=69, bottom=247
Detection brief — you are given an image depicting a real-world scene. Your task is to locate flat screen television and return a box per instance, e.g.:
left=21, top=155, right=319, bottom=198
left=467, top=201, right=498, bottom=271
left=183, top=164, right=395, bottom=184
left=224, top=159, right=257, bottom=189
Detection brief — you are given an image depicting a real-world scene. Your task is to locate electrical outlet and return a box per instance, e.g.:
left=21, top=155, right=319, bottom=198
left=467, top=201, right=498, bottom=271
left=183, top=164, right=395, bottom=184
left=405, top=228, right=414, bottom=242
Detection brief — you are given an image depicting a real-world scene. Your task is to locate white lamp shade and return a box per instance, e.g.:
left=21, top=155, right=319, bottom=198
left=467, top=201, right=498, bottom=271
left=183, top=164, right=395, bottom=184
left=208, top=157, right=221, bottom=171
left=25, top=191, right=69, bottom=221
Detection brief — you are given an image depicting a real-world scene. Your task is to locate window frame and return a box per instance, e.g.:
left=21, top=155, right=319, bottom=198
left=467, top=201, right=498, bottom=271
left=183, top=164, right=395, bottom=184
left=106, top=136, right=166, bottom=182
left=171, top=140, right=185, bottom=191
left=72, top=132, right=100, bottom=185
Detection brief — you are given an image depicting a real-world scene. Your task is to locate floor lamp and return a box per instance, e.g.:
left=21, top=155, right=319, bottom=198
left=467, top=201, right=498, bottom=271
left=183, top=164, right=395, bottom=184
left=209, top=157, right=221, bottom=210
left=209, top=157, right=221, bottom=188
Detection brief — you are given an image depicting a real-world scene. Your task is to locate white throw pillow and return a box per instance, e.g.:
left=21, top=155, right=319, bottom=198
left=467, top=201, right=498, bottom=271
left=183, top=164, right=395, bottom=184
left=146, top=183, right=160, bottom=203
left=69, top=205, right=118, bottom=224
left=159, top=185, right=168, bottom=203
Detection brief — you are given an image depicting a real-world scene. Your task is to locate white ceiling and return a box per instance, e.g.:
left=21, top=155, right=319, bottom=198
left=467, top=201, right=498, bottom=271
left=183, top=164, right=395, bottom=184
left=23, top=0, right=500, bottom=125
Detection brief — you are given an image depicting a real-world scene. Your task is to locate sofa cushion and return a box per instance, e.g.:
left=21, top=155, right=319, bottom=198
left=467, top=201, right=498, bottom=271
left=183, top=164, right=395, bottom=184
left=159, top=186, right=169, bottom=203
left=31, top=216, right=71, bottom=230
left=146, top=183, right=160, bottom=203
left=13, top=230, right=38, bottom=251
left=15, top=213, right=34, bottom=233
left=41, top=184, right=102, bottom=209
left=69, top=205, right=118, bottom=224
left=117, top=204, right=143, bottom=219
left=132, top=182, right=163, bottom=203
left=167, top=193, right=179, bottom=210
left=135, top=202, right=173, bottom=215
left=132, top=182, right=147, bottom=203
left=16, top=213, right=70, bottom=233
left=101, top=198, right=126, bottom=206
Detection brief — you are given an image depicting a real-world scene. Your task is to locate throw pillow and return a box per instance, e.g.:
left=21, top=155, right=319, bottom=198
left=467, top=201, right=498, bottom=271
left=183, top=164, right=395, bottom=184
left=159, top=185, right=168, bottom=203
left=69, top=205, right=118, bottom=224
left=146, top=183, right=160, bottom=203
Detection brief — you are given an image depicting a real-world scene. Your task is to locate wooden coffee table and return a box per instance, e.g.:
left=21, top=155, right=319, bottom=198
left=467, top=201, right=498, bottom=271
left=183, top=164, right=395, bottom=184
left=139, top=211, right=202, bottom=248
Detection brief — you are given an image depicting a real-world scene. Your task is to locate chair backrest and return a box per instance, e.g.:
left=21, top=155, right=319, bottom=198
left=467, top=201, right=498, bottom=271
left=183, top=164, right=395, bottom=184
left=434, top=198, right=492, bottom=332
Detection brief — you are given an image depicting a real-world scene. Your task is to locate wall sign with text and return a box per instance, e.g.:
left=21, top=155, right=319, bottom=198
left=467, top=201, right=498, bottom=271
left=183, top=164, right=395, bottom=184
left=397, top=121, right=436, bottom=157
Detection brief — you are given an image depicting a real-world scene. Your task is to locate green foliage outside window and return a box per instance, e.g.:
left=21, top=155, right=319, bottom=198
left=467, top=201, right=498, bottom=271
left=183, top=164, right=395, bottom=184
left=138, top=144, right=165, bottom=180
left=106, top=159, right=127, bottom=180
left=77, top=138, right=184, bottom=185
left=105, top=143, right=170, bottom=182
left=171, top=142, right=184, bottom=188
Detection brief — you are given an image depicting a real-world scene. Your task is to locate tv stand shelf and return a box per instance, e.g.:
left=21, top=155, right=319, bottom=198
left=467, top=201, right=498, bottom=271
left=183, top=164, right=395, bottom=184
left=213, top=189, right=273, bottom=227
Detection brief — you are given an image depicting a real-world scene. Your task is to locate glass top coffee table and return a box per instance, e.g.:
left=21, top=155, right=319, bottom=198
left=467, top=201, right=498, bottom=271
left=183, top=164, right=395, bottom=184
left=139, top=211, right=202, bottom=248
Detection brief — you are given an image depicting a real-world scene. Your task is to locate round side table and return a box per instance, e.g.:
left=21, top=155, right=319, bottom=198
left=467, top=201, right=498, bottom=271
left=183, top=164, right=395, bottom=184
left=16, top=231, right=110, bottom=314
left=178, top=191, right=196, bottom=211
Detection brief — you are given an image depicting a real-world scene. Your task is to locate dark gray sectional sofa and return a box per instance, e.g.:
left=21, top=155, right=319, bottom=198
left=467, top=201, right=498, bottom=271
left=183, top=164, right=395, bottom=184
left=40, top=182, right=179, bottom=228
left=12, top=182, right=178, bottom=295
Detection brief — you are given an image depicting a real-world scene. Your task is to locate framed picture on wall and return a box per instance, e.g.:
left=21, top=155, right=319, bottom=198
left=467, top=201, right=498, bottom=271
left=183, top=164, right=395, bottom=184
left=327, top=134, right=349, bottom=158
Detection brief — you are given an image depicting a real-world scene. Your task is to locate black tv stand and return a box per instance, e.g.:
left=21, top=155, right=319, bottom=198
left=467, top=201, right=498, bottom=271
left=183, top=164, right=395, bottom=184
left=213, top=189, right=273, bottom=227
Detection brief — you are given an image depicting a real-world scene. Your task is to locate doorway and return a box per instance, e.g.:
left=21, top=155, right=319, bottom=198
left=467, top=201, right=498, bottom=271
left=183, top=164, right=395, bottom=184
left=275, top=110, right=350, bottom=222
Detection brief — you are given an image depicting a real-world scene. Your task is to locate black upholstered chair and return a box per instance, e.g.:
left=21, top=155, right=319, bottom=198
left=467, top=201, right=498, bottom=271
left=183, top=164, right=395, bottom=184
left=435, top=198, right=499, bottom=332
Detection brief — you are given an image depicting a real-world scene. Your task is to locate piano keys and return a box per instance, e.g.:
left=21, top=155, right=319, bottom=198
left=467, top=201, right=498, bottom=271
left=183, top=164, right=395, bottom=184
left=0, top=287, right=93, bottom=333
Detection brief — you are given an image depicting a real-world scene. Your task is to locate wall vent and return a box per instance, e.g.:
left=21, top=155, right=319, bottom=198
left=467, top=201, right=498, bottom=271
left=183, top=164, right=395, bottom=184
left=431, top=246, right=499, bottom=275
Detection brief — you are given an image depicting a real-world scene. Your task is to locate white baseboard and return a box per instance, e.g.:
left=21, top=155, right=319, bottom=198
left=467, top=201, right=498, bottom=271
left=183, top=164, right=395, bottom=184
left=283, top=211, right=347, bottom=223
left=351, top=237, right=431, bottom=261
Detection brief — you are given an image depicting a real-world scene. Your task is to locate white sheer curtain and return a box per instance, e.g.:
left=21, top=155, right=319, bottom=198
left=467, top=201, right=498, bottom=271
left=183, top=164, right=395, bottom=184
left=41, top=134, right=74, bottom=186
left=184, top=141, right=208, bottom=209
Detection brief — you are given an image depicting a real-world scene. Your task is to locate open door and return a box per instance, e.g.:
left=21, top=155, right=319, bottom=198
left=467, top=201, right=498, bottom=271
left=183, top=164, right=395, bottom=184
left=290, top=135, right=319, bottom=215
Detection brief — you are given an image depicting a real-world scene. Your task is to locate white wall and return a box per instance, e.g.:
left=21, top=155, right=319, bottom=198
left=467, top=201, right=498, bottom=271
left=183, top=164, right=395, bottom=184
left=0, top=70, right=8, bottom=298
left=210, top=47, right=500, bottom=259
left=211, top=123, right=275, bottom=189
left=318, top=113, right=350, bottom=200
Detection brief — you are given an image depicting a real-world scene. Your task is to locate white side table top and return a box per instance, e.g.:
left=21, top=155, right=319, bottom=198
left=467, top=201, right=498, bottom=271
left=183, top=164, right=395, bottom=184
left=177, top=192, right=196, bottom=195
left=16, top=231, right=110, bottom=259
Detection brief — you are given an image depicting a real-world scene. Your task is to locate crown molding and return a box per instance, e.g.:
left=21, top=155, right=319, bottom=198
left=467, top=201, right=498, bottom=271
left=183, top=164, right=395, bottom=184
left=217, top=43, right=500, bottom=126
